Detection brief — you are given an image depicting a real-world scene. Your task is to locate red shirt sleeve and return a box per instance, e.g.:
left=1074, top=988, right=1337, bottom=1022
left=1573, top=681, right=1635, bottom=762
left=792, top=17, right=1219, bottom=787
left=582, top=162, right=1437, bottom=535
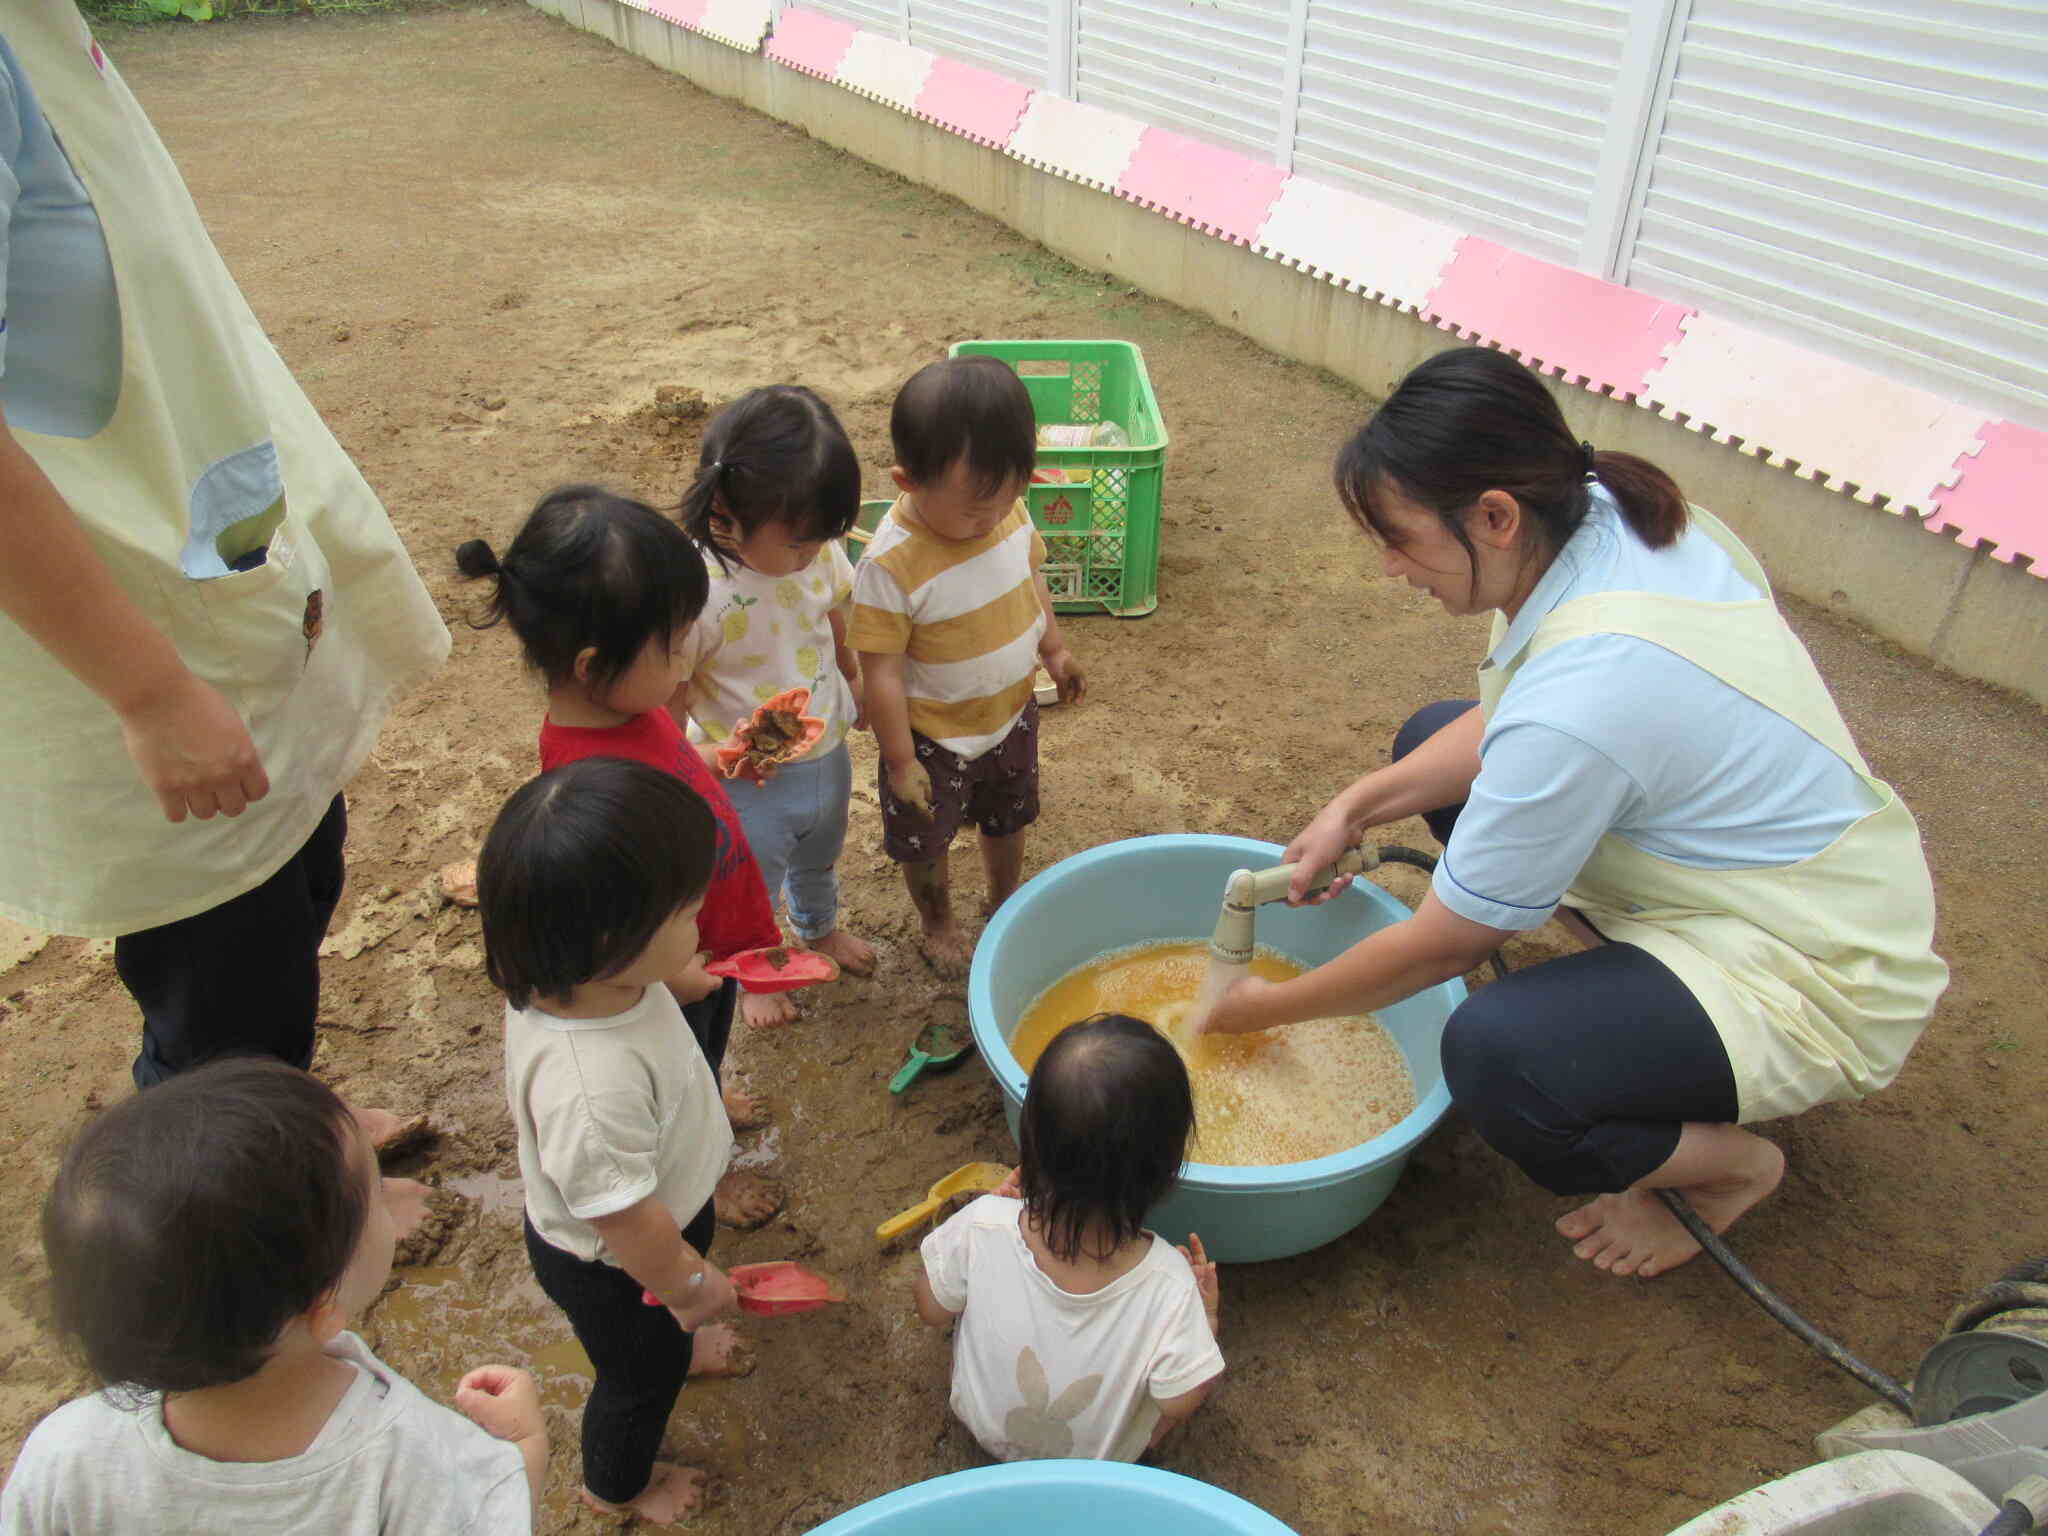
left=537, top=713, right=781, bottom=959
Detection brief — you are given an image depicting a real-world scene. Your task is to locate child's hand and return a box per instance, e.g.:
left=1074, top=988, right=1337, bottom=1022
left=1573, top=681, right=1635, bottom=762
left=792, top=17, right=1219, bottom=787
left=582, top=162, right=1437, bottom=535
left=1042, top=646, right=1084, bottom=704
left=993, top=1166, right=1022, bottom=1200
left=454, top=1365, right=545, bottom=1443
left=381, top=1176, right=432, bottom=1241
left=666, top=1262, right=738, bottom=1332
left=886, top=756, right=933, bottom=816
left=847, top=672, right=869, bottom=733
left=1178, top=1233, right=1221, bottom=1336
left=668, top=953, right=721, bottom=1005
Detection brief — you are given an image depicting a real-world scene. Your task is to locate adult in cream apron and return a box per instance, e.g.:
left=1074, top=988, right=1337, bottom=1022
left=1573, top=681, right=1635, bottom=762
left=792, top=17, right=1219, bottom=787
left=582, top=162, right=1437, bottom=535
left=0, top=6, right=448, bottom=1083
left=1201, top=346, right=1946, bottom=1279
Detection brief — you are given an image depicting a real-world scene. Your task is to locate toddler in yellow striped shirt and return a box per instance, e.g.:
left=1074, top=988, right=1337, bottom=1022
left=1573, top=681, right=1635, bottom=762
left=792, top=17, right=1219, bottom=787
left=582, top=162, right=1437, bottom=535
left=849, top=356, right=1084, bottom=977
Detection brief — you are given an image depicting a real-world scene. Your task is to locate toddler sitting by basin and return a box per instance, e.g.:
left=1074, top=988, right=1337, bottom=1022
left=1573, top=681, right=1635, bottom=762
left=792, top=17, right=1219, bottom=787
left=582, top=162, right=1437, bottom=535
left=913, top=1013, right=1223, bottom=1460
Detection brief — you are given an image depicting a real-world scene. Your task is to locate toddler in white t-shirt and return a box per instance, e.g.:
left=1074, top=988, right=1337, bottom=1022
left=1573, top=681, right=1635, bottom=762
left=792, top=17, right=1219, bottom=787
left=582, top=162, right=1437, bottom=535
left=915, top=1013, right=1223, bottom=1461
left=0, top=1059, right=544, bottom=1535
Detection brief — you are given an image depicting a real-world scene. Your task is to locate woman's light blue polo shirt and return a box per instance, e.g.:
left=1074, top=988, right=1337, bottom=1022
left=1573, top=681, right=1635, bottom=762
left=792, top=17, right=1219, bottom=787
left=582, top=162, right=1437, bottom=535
left=1433, top=487, right=1880, bottom=933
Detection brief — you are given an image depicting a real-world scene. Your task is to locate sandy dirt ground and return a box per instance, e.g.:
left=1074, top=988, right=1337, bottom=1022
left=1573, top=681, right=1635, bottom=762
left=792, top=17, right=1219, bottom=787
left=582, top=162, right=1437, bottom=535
left=2, top=6, right=2044, bottom=1532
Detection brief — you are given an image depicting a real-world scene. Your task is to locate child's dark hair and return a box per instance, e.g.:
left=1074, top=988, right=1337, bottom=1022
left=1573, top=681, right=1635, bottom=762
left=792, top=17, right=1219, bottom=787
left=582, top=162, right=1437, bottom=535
left=42, top=1058, right=369, bottom=1398
left=680, top=386, right=862, bottom=573
left=478, top=756, right=719, bottom=1010
left=890, top=355, right=1036, bottom=496
left=1019, top=1013, right=1194, bottom=1264
left=455, top=484, right=709, bottom=694
left=1334, top=346, right=1688, bottom=600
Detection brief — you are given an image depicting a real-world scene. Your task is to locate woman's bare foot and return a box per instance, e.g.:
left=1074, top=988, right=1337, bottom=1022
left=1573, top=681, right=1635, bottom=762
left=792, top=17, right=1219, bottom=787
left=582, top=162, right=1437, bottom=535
left=714, top=1170, right=784, bottom=1228
left=687, top=1323, right=755, bottom=1378
left=919, top=922, right=973, bottom=979
left=741, top=987, right=799, bottom=1030
left=580, top=1462, right=707, bottom=1525
left=808, top=926, right=876, bottom=977
left=722, top=1083, right=770, bottom=1131
left=1556, top=1134, right=1785, bottom=1278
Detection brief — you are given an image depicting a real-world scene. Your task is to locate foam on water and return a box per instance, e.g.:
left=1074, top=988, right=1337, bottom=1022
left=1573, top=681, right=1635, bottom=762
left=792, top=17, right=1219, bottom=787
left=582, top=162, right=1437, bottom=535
left=1011, top=940, right=1415, bottom=1167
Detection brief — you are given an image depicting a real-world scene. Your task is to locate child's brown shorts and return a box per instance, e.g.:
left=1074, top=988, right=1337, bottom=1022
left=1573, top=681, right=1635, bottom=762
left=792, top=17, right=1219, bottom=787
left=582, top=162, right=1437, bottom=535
left=878, top=702, right=1040, bottom=862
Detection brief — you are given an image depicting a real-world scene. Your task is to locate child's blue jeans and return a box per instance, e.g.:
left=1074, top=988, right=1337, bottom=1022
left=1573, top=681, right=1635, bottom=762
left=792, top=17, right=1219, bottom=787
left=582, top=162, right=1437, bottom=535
left=722, top=742, right=851, bottom=941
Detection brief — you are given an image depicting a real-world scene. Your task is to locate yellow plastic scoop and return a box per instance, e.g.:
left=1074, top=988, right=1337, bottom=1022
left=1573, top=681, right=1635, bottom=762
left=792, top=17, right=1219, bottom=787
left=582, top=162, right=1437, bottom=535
left=874, top=1161, right=1010, bottom=1244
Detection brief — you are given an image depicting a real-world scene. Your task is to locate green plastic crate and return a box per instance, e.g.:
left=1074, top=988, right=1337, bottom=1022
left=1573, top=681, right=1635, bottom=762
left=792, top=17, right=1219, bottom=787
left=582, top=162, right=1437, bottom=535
left=953, top=339, right=1167, bottom=617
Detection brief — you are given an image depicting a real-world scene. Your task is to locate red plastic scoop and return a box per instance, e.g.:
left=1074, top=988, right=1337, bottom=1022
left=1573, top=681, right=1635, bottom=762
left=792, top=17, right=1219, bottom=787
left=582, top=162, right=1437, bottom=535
left=641, top=1261, right=844, bottom=1317
left=704, top=946, right=839, bottom=994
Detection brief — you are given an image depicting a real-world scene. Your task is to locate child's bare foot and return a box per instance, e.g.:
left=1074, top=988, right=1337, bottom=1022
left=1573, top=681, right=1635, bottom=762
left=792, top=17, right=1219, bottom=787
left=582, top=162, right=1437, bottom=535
left=687, top=1323, right=755, bottom=1378
left=1555, top=1137, right=1784, bottom=1278
left=919, top=923, right=973, bottom=979
left=808, top=926, right=875, bottom=977
left=580, top=1463, right=707, bottom=1525
left=382, top=1176, right=433, bottom=1240
left=741, top=988, right=799, bottom=1030
left=722, top=1083, right=769, bottom=1130
left=714, top=1171, right=784, bottom=1228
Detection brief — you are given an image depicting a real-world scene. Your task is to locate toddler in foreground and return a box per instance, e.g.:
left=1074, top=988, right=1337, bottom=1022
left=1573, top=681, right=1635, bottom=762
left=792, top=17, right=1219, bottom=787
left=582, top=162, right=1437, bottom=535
left=0, top=1059, right=544, bottom=1533
left=479, top=756, right=749, bottom=1526
left=849, top=356, right=1083, bottom=975
left=915, top=1013, right=1222, bottom=1460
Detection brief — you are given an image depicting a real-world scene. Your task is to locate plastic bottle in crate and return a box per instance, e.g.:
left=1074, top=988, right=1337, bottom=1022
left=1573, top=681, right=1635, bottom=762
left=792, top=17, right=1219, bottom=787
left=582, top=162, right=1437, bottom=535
left=1037, top=420, right=1129, bottom=449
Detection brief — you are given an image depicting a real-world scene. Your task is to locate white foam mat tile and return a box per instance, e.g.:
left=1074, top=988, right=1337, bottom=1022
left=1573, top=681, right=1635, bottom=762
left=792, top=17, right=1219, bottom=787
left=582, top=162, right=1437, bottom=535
left=836, top=30, right=938, bottom=113
left=1005, top=94, right=1146, bottom=193
left=1253, top=175, right=1463, bottom=312
left=694, top=0, right=772, bottom=52
left=1639, top=311, right=1989, bottom=513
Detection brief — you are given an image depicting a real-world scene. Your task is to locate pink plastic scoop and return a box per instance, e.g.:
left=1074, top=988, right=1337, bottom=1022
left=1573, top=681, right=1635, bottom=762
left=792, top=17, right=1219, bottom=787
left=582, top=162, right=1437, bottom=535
left=703, top=946, right=839, bottom=994
left=641, top=1261, right=845, bottom=1316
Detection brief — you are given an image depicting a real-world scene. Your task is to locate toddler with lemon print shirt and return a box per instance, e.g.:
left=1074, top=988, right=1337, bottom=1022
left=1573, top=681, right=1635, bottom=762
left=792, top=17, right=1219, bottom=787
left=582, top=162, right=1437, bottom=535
left=673, top=387, right=875, bottom=1028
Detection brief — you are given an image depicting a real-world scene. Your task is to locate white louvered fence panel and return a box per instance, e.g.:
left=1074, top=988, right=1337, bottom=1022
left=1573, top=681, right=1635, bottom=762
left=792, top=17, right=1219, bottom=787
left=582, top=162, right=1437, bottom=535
left=800, top=0, right=904, bottom=37
left=1070, top=0, right=1295, bottom=161
left=1625, top=0, right=2048, bottom=424
left=1293, top=0, right=1632, bottom=263
left=909, top=0, right=1053, bottom=87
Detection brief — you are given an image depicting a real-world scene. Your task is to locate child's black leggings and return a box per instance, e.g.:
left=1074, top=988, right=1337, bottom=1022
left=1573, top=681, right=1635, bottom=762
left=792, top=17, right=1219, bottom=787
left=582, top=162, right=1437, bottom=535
left=525, top=1197, right=718, bottom=1504
left=1395, top=700, right=1741, bottom=1195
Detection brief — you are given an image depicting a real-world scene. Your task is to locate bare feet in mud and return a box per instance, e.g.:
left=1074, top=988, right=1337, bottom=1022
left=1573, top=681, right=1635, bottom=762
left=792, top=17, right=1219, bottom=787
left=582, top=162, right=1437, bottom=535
left=715, top=1170, right=784, bottom=1228
left=741, top=987, right=799, bottom=1030
left=688, top=1322, right=755, bottom=1378
left=722, top=1082, right=770, bottom=1131
left=809, top=926, right=876, bottom=977
left=1556, top=1135, right=1785, bottom=1278
left=581, top=1462, right=707, bottom=1526
left=355, top=1107, right=434, bottom=1161
left=918, top=922, right=972, bottom=979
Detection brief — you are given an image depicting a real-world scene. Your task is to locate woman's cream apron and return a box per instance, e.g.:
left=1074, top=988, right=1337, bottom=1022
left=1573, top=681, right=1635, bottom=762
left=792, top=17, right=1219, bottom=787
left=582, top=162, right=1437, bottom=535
left=1478, top=509, right=1948, bottom=1122
left=0, top=4, right=448, bottom=936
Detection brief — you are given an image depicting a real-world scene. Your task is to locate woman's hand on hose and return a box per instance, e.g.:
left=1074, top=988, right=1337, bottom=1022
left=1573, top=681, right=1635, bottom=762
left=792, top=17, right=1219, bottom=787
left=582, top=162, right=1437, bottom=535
left=1283, top=802, right=1366, bottom=905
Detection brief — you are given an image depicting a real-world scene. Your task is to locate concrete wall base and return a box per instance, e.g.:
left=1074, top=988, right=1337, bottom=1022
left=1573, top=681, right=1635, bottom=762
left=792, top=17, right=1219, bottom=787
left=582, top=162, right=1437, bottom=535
left=534, top=0, right=2047, bottom=709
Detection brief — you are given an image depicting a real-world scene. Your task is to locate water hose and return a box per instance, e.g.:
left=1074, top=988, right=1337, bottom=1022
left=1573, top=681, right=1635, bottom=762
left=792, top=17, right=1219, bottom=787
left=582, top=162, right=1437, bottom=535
left=1976, top=1476, right=2048, bottom=1536
left=1654, top=1188, right=1916, bottom=1414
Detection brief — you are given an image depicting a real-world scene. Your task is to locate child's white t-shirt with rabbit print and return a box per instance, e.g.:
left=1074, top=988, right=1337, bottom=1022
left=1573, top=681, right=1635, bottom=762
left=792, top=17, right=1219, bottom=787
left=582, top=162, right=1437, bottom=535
left=679, top=541, right=857, bottom=754
left=922, top=1195, right=1223, bottom=1462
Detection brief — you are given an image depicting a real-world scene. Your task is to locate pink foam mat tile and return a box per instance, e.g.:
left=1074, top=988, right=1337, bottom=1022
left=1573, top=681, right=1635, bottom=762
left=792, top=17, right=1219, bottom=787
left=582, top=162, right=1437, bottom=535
left=641, top=0, right=707, bottom=25
left=1927, top=421, right=2048, bottom=572
left=1253, top=174, right=1462, bottom=311
left=1640, top=311, right=1989, bottom=513
left=1005, top=95, right=1147, bottom=192
left=765, top=6, right=856, bottom=76
left=835, top=31, right=937, bottom=112
left=1114, top=127, right=1288, bottom=246
left=913, top=56, right=1034, bottom=148
left=1420, top=238, right=1690, bottom=399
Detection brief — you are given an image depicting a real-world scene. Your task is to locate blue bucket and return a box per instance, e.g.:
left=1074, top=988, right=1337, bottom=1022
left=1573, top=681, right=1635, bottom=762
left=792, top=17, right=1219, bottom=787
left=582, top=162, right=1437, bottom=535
left=967, top=835, right=1462, bottom=1263
left=806, top=1461, right=1297, bottom=1534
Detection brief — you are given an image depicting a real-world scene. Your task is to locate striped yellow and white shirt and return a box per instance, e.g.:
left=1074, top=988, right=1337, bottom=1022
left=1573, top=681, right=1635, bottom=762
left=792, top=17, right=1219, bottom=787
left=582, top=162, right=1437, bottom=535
left=848, top=496, right=1047, bottom=761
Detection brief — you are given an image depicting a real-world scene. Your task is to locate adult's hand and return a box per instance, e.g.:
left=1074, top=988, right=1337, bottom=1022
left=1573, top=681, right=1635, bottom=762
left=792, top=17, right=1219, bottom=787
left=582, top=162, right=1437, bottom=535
left=117, top=671, right=270, bottom=822
left=1282, top=803, right=1363, bottom=905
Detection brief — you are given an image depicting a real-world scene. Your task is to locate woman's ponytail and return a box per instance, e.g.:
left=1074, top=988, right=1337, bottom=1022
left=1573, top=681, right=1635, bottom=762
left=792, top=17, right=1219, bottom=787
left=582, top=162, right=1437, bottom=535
left=1589, top=451, right=1688, bottom=549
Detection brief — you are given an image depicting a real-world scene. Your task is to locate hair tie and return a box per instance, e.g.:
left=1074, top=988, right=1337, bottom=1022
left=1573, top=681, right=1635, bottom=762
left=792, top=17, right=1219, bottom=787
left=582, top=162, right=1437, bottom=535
left=1580, top=440, right=1598, bottom=481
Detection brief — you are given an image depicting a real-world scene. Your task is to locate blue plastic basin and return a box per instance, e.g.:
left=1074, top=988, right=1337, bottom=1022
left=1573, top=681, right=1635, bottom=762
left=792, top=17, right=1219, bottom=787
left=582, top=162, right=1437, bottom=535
left=967, top=835, right=1462, bottom=1263
left=806, top=1461, right=1297, bottom=1534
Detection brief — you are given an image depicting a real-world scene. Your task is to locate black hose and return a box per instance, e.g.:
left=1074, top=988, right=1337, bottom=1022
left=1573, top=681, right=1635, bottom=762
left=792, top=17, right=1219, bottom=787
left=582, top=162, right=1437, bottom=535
left=1654, top=1188, right=1916, bottom=1414
left=1977, top=1503, right=2037, bottom=1536
left=1373, top=845, right=1510, bottom=981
